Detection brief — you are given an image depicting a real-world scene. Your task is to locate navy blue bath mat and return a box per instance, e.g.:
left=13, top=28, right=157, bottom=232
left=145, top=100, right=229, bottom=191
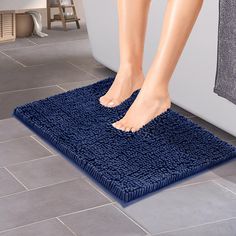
left=13, top=78, right=236, bottom=202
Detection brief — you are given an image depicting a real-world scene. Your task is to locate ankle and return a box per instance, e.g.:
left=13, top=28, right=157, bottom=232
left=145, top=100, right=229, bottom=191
left=119, top=63, right=143, bottom=77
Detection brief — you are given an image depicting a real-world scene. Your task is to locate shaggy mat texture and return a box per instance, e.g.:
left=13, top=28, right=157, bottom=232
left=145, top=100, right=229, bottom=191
left=13, top=78, right=236, bottom=202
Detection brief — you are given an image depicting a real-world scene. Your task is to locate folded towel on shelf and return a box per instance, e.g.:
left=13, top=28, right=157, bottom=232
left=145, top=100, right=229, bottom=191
left=27, top=11, right=48, bottom=38
left=214, top=0, right=236, bottom=105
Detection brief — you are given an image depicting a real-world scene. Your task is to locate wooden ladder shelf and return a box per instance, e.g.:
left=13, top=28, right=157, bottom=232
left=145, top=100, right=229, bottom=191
left=47, top=0, right=80, bottom=31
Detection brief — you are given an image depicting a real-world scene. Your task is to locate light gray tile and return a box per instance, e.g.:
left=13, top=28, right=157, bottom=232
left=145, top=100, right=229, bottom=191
left=71, top=63, right=116, bottom=79
left=0, top=118, right=32, bottom=142
left=0, top=218, right=74, bottom=236
left=0, top=178, right=109, bottom=232
left=190, top=117, right=235, bottom=141
left=69, top=55, right=99, bottom=66
left=29, top=24, right=88, bottom=45
left=60, top=205, right=146, bottom=236
left=0, top=39, right=35, bottom=51
left=0, top=168, right=25, bottom=198
left=0, top=53, right=22, bottom=72
left=83, top=176, right=116, bottom=203
left=31, top=135, right=57, bottom=155
left=3, top=39, right=93, bottom=66
left=7, top=155, right=84, bottom=189
left=156, top=218, right=236, bottom=236
left=171, top=103, right=195, bottom=118
left=212, top=159, right=236, bottom=178
left=0, top=62, right=95, bottom=93
left=0, top=136, right=52, bottom=167
left=58, top=78, right=102, bottom=91
left=214, top=176, right=236, bottom=194
left=117, top=182, right=236, bottom=235
left=169, top=171, right=218, bottom=188
left=171, top=159, right=236, bottom=189
left=0, top=86, right=63, bottom=119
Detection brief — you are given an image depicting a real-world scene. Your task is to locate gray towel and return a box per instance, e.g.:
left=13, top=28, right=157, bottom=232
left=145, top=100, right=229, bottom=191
left=214, top=0, right=236, bottom=104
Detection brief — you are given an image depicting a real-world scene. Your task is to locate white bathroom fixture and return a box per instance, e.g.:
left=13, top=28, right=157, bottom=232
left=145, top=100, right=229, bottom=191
left=0, top=0, right=46, bottom=11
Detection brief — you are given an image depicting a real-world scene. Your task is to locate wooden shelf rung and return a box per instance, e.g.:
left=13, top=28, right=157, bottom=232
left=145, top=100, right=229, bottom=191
left=49, top=4, right=75, bottom=8
left=65, top=18, right=80, bottom=22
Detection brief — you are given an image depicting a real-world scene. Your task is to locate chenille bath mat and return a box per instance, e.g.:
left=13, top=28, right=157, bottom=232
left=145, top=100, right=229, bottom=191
left=13, top=78, right=236, bottom=202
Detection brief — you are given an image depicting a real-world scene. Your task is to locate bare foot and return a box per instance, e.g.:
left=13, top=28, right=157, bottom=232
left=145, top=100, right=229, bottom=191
left=112, top=81, right=171, bottom=132
left=99, top=67, right=144, bottom=107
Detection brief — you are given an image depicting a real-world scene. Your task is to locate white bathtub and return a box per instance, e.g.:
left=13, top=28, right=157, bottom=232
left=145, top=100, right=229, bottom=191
left=83, top=0, right=236, bottom=136
left=0, top=0, right=46, bottom=11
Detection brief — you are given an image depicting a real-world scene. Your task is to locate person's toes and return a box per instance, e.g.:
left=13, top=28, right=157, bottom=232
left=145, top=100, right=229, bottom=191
left=118, top=123, right=126, bottom=131
left=107, top=99, right=121, bottom=108
left=131, top=127, right=138, bottom=133
left=107, top=100, right=117, bottom=108
left=117, top=122, right=127, bottom=131
left=100, top=96, right=120, bottom=108
left=112, top=121, right=122, bottom=130
left=99, top=96, right=109, bottom=106
left=124, top=126, right=131, bottom=132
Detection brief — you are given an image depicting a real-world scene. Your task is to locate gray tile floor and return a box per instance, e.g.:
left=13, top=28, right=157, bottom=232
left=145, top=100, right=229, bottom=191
left=0, top=23, right=236, bottom=236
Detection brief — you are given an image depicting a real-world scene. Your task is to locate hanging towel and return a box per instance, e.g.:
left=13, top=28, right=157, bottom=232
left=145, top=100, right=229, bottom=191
left=214, top=0, right=236, bottom=105
left=27, top=11, right=48, bottom=38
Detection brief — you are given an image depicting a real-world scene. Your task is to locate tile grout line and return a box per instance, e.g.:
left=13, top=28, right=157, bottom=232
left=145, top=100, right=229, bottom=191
left=153, top=216, right=236, bottom=235
left=4, top=154, right=57, bottom=168
left=2, top=37, right=88, bottom=53
left=4, top=167, right=29, bottom=191
left=84, top=178, right=115, bottom=203
left=0, top=176, right=225, bottom=203
left=0, top=39, right=38, bottom=52
left=0, top=189, right=28, bottom=200
left=56, top=217, right=77, bottom=236
left=30, top=135, right=55, bottom=155
left=28, top=37, right=89, bottom=48
left=0, top=44, right=37, bottom=53
left=0, top=51, right=27, bottom=67
left=0, top=85, right=61, bottom=95
left=0, top=218, right=56, bottom=235
left=26, top=38, right=39, bottom=46
left=29, top=177, right=81, bottom=191
left=213, top=180, right=236, bottom=196
left=163, top=179, right=213, bottom=192
left=67, top=61, right=98, bottom=79
left=113, top=204, right=151, bottom=235
left=0, top=203, right=114, bottom=235
left=0, top=156, right=222, bottom=201
left=59, top=202, right=114, bottom=218
left=0, top=177, right=80, bottom=200
left=0, top=135, right=33, bottom=144
left=56, top=85, right=68, bottom=92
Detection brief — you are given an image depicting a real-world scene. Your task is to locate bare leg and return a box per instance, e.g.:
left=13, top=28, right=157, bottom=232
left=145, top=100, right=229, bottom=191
left=113, top=0, right=204, bottom=132
left=99, top=0, right=151, bottom=107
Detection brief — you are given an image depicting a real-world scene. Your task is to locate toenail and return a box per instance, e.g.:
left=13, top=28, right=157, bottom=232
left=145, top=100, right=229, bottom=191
left=120, top=126, right=125, bottom=131
left=108, top=101, right=114, bottom=106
